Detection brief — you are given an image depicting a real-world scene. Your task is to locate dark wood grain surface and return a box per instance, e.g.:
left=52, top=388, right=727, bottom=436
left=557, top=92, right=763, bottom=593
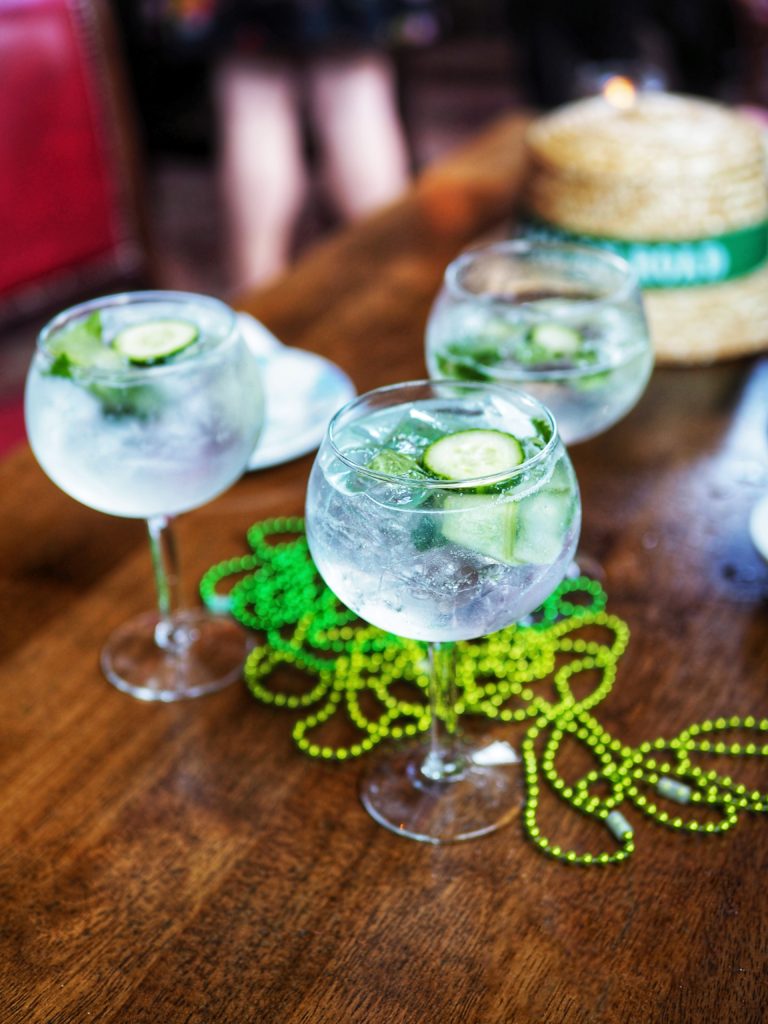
left=2, top=113, right=768, bottom=1024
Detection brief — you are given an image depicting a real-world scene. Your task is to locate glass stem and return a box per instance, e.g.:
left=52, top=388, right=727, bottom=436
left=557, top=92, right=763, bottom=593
left=147, top=515, right=183, bottom=651
left=421, top=641, right=467, bottom=782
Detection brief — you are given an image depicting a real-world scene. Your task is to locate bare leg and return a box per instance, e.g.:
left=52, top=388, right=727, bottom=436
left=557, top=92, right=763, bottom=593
left=214, top=58, right=307, bottom=290
left=306, top=51, right=411, bottom=221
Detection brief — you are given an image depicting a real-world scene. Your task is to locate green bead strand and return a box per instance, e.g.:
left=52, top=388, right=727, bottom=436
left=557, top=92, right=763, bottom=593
left=201, top=517, right=768, bottom=867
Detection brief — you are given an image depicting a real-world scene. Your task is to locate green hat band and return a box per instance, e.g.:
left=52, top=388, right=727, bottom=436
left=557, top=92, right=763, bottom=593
left=522, top=217, right=768, bottom=289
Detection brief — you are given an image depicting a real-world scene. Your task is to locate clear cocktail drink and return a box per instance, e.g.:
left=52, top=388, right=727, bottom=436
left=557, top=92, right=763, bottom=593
left=25, top=291, right=264, bottom=701
left=305, top=380, right=580, bottom=842
left=26, top=294, right=261, bottom=518
left=425, top=240, right=653, bottom=445
left=307, top=387, right=579, bottom=642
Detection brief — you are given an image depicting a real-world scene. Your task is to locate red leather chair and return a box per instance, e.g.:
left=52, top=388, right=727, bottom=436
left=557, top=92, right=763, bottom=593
left=0, top=0, right=151, bottom=325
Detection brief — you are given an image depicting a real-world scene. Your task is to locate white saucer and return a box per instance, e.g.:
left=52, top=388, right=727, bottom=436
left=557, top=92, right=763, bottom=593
left=237, top=313, right=356, bottom=470
left=750, top=493, right=768, bottom=563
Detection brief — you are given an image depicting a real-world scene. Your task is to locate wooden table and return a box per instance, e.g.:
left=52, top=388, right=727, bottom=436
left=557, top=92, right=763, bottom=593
left=2, top=114, right=768, bottom=1023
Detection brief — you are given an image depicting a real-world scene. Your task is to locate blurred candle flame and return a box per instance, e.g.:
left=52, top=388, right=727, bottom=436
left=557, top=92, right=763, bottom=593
left=602, top=76, right=636, bottom=110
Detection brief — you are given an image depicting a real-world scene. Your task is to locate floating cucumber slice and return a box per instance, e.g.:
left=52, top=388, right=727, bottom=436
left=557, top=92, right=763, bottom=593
left=513, top=488, right=573, bottom=564
left=513, top=323, right=586, bottom=366
left=112, top=319, right=199, bottom=364
left=442, top=486, right=572, bottom=565
left=441, top=493, right=520, bottom=563
left=529, top=323, right=583, bottom=357
left=546, top=453, right=575, bottom=494
left=423, top=429, right=524, bottom=482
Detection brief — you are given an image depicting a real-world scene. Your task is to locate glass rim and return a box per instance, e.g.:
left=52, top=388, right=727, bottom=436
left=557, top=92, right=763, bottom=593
left=443, top=237, right=639, bottom=309
left=36, top=289, right=241, bottom=381
left=326, top=378, right=561, bottom=490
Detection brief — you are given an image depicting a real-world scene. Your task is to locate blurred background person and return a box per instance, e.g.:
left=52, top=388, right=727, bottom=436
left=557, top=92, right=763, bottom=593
left=212, top=1, right=424, bottom=290
left=118, top=0, right=443, bottom=291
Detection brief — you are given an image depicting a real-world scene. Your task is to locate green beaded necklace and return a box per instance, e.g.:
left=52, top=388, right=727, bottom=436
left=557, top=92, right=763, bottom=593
left=201, top=517, right=768, bottom=865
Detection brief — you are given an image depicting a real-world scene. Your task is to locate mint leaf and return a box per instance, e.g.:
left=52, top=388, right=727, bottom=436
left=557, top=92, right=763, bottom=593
left=47, top=311, right=121, bottom=374
left=48, top=352, right=74, bottom=378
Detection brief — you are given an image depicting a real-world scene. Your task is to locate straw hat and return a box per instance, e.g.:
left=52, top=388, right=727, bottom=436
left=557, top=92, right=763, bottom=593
left=523, top=93, right=768, bottom=364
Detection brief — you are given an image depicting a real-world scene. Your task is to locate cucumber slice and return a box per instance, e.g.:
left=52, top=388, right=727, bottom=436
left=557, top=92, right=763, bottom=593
left=442, top=486, right=573, bottom=565
left=442, top=494, right=520, bottom=563
left=513, top=488, right=573, bottom=564
left=546, top=453, right=575, bottom=494
left=112, top=319, right=199, bottom=364
left=529, top=323, right=583, bottom=357
left=423, top=430, right=524, bottom=482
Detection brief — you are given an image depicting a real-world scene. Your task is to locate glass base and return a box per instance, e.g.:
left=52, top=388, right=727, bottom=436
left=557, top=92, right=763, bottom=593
left=359, top=740, right=521, bottom=844
left=101, top=608, right=253, bottom=702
